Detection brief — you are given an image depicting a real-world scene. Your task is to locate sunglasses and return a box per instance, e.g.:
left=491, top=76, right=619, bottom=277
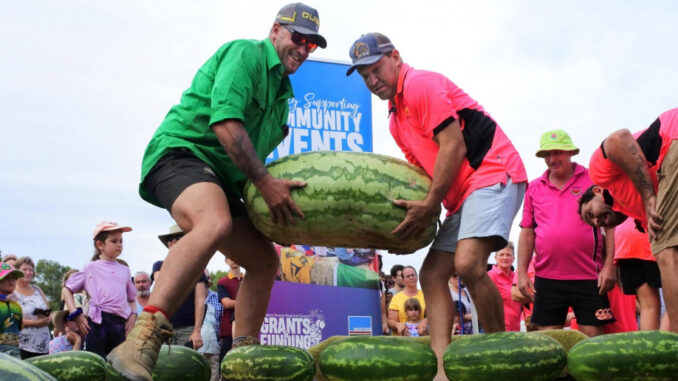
left=284, top=26, right=318, bottom=53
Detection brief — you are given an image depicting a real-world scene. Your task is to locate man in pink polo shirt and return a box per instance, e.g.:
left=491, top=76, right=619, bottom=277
left=579, top=107, right=678, bottom=333
left=517, top=130, right=616, bottom=337
left=347, top=33, right=527, bottom=379
left=487, top=243, right=522, bottom=331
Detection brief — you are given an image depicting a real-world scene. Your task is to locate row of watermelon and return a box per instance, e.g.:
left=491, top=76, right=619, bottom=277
left=0, top=345, right=209, bottom=381
left=2, top=330, right=676, bottom=380
left=220, top=330, right=678, bottom=381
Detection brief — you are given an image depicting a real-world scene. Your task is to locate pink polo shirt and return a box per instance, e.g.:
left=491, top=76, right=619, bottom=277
left=488, top=265, right=521, bottom=331
left=520, top=163, right=604, bottom=280
left=589, top=108, right=678, bottom=225
left=388, top=63, right=527, bottom=215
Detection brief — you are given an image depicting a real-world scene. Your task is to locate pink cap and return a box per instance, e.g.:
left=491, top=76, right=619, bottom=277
left=93, top=221, right=132, bottom=239
left=0, top=262, right=24, bottom=280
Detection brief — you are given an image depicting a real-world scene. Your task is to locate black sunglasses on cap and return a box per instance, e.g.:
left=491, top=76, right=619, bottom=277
left=283, top=26, right=318, bottom=53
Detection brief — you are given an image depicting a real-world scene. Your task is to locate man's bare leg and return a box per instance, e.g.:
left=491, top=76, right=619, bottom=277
left=455, top=237, right=504, bottom=333
left=656, top=247, right=678, bottom=333
left=217, top=217, right=279, bottom=339
left=578, top=324, right=604, bottom=337
left=636, top=283, right=661, bottom=330
left=537, top=325, right=563, bottom=331
left=660, top=311, right=671, bottom=331
left=420, top=249, right=455, bottom=381
left=148, top=183, right=233, bottom=315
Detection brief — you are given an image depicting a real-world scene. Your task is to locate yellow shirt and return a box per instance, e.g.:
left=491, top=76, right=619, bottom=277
left=388, top=289, right=426, bottom=323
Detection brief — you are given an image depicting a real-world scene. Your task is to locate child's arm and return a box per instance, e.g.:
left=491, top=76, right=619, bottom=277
left=387, top=309, right=407, bottom=336
left=62, top=286, right=90, bottom=335
left=67, top=331, right=82, bottom=351
left=417, top=318, right=428, bottom=336
left=125, top=300, right=137, bottom=335
left=189, top=281, right=207, bottom=350
left=380, top=292, right=388, bottom=335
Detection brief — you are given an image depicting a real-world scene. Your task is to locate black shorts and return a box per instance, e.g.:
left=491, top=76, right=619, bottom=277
left=531, top=276, right=615, bottom=327
left=617, top=258, right=662, bottom=295
left=142, top=148, right=247, bottom=217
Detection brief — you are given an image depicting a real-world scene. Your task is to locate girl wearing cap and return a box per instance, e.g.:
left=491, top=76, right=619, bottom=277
left=62, top=221, right=137, bottom=358
left=0, top=262, right=24, bottom=358
left=13, top=256, right=52, bottom=359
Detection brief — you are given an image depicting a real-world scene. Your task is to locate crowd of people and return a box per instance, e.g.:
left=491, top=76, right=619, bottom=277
left=0, top=222, right=243, bottom=381
left=2, top=2, right=678, bottom=381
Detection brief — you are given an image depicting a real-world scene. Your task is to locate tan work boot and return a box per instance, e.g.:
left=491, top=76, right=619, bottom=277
left=231, top=335, right=261, bottom=349
left=107, top=311, right=173, bottom=381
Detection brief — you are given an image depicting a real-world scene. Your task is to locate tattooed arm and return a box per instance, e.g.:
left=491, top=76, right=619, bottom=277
left=602, top=129, right=663, bottom=239
left=212, top=119, right=305, bottom=225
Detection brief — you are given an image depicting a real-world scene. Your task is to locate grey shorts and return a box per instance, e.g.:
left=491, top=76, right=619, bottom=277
left=430, top=177, right=526, bottom=253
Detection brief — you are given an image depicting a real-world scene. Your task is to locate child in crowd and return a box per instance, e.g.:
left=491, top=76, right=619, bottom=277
left=62, top=221, right=137, bottom=358
left=49, top=309, right=85, bottom=353
left=198, top=271, right=223, bottom=381
left=0, top=262, right=24, bottom=358
left=452, top=301, right=467, bottom=335
left=404, top=298, right=424, bottom=337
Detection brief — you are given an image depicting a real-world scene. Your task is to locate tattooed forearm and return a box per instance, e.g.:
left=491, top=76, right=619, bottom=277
left=625, top=143, right=655, bottom=199
left=607, top=130, right=655, bottom=201
left=215, top=120, right=269, bottom=184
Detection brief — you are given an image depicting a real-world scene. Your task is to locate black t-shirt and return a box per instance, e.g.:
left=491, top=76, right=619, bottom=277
left=151, top=260, right=208, bottom=328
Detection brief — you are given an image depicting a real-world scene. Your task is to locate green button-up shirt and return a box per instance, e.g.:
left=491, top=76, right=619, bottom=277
left=140, top=38, right=293, bottom=205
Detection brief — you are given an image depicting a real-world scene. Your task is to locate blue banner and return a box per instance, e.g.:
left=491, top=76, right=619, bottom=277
left=267, top=59, right=373, bottom=162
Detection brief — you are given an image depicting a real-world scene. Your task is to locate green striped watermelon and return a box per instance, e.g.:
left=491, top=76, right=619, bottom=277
left=318, top=336, right=437, bottom=381
left=152, top=345, right=210, bottom=381
left=568, top=330, right=678, bottom=381
left=26, top=351, right=107, bottom=380
left=308, top=336, right=350, bottom=381
left=530, top=329, right=589, bottom=353
left=0, top=352, right=57, bottom=381
left=243, top=151, right=437, bottom=253
left=529, top=329, right=590, bottom=378
left=221, top=345, right=314, bottom=381
left=443, top=332, right=566, bottom=381
left=103, top=361, right=125, bottom=381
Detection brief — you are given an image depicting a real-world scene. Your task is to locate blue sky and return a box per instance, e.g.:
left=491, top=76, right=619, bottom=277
left=1, top=0, right=676, bottom=275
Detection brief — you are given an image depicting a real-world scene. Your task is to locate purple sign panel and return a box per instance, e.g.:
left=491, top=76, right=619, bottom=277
left=259, top=281, right=382, bottom=349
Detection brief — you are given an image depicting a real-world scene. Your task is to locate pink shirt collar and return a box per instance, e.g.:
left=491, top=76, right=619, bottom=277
left=388, top=63, right=412, bottom=116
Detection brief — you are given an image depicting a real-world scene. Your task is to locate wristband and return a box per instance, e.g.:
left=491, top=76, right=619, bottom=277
left=67, top=307, right=83, bottom=321
left=129, top=312, right=138, bottom=319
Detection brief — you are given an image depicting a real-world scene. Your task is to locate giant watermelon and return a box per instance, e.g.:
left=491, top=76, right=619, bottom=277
left=318, top=336, right=437, bottom=381
left=152, top=345, right=210, bottom=381
left=244, top=151, right=437, bottom=252
left=0, top=352, right=56, bottom=380
left=443, top=331, right=567, bottom=381
left=26, top=351, right=108, bottom=381
left=568, top=330, right=678, bottom=381
left=221, top=345, right=314, bottom=381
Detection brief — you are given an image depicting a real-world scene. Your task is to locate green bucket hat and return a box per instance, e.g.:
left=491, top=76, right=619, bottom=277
left=535, top=129, right=580, bottom=158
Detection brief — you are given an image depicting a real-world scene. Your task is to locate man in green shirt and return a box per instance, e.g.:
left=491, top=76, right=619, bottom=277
left=107, top=4, right=326, bottom=380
